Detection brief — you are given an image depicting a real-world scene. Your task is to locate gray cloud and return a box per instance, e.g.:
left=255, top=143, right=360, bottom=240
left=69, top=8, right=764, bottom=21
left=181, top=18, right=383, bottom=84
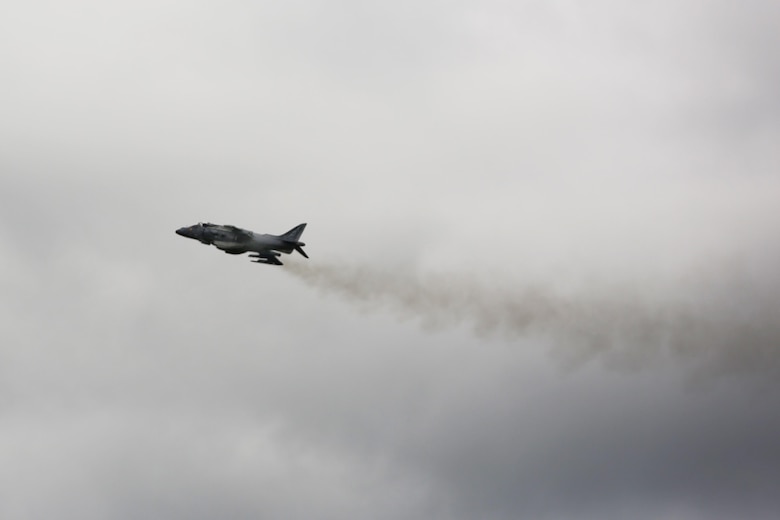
left=2, top=1, right=780, bottom=519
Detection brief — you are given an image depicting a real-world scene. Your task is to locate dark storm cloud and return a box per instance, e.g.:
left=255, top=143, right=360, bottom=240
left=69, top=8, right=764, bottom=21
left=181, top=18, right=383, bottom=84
left=399, top=374, right=780, bottom=520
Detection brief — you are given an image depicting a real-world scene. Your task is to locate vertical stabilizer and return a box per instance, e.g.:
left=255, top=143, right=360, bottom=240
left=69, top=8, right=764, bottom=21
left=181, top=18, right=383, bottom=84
left=279, top=223, right=307, bottom=242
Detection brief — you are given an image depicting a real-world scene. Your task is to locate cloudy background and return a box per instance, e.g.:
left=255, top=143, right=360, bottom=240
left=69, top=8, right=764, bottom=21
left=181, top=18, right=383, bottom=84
left=2, top=1, right=779, bottom=519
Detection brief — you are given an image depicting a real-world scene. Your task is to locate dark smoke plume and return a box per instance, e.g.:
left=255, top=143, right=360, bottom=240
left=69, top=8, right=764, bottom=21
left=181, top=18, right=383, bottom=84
left=286, top=262, right=780, bottom=378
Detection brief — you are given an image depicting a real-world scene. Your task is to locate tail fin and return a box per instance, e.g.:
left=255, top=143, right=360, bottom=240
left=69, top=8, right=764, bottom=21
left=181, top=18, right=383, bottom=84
left=279, top=223, right=309, bottom=258
left=279, top=223, right=306, bottom=242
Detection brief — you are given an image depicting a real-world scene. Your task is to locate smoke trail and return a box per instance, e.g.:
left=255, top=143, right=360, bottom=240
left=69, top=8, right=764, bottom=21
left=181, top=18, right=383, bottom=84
left=286, top=262, right=780, bottom=378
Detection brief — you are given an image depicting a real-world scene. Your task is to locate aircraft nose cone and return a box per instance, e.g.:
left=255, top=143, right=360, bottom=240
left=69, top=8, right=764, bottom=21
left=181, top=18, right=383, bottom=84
left=175, top=227, right=189, bottom=237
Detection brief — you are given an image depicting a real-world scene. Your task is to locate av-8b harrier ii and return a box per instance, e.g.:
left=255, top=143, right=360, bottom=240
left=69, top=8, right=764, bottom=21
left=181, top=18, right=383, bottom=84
left=176, top=222, right=308, bottom=265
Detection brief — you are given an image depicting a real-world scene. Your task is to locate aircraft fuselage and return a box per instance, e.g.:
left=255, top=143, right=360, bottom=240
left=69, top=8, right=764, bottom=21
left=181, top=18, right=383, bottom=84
left=176, top=222, right=308, bottom=265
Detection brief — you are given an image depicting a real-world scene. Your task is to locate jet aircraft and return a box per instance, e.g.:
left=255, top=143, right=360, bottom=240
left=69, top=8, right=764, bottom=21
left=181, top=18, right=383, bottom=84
left=176, top=222, right=308, bottom=265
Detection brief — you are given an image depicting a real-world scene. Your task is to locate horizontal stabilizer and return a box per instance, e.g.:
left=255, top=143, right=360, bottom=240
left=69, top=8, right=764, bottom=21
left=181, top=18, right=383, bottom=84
left=294, top=244, right=309, bottom=258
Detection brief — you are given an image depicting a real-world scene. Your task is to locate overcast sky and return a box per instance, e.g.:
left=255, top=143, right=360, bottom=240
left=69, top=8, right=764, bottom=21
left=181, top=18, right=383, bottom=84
left=2, top=1, right=779, bottom=519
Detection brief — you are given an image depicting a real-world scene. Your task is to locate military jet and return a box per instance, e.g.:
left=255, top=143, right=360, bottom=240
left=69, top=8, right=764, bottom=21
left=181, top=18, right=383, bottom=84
left=175, top=222, right=308, bottom=265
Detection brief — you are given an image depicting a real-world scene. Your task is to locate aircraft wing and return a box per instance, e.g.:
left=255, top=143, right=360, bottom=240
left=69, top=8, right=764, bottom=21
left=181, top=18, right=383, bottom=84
left=249, top=252, right=283, bottom=265
left=225, top=225, right=254, bottom=242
